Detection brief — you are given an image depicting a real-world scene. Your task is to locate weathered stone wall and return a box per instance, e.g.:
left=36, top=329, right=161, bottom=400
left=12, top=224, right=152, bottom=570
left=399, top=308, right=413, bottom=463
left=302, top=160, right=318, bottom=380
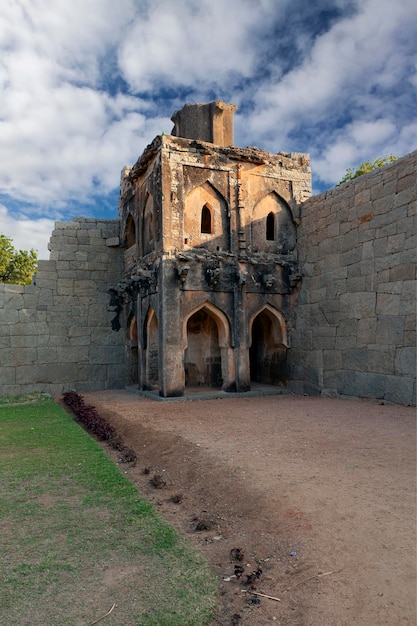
left=290, top=151, right=416, bottom=404
left=0, top=117, right=414, bottom=404
left=0, top=218, right=127, bottom=396
left=118, top=134, right=310, bottom=396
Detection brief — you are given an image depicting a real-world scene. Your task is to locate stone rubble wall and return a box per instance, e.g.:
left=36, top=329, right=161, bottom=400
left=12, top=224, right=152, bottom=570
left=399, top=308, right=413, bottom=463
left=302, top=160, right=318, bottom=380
left=291, top=150, right=416, bottom=404
left=0, top=218, right=127, bottom=396
left=1, top=154, right=415, bottom=404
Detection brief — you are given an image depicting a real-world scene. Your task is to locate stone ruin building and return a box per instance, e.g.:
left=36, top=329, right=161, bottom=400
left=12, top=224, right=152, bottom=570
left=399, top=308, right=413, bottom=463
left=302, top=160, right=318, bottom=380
left=0, top=101, right=415, bottom=405
left=117, top=101, right=311, bottom=396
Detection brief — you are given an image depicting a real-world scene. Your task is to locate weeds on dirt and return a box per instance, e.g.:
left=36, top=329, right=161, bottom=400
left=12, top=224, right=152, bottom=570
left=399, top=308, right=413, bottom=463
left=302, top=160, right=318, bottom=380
left=119, top=448, right=138, bottom=464
left=244, top=566, right=263, bottom=588
left=191, top=512, right=214, bottom=531
left=230, top=547, right=245, bottom=562
left=150, top=473, right=167, bottom=489
left=108, top=434, right=126, bottom=451
left=0, top=397, right=216, bottom=625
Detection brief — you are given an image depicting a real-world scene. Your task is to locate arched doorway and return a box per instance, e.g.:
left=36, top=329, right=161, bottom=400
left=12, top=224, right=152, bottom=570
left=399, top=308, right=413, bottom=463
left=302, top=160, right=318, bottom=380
left=249, top=306, right=288, bottom=385
left=127, top=315, right=138, bottom=385
left=144, top=309, right=159, bottom=390
left=184, top=308, right=222, bottom=388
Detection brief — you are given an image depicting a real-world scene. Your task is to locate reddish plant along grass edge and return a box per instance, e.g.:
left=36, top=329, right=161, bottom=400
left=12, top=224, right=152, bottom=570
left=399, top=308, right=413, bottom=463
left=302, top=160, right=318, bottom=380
left=63, top=391, right=136, bottom=461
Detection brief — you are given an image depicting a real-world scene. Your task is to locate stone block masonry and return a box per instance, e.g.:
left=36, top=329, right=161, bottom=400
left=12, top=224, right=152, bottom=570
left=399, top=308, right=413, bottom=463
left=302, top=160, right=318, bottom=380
left=0, top=218, right=128, bottom=396
left=291, top=150, right=416, bottom=405
left=0, top=112, right=415, bottom=405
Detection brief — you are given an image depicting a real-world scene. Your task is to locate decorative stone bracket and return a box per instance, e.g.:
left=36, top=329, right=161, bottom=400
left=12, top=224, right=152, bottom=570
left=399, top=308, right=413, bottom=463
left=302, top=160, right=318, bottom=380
left=263, top=274, right=275, bottom=289
left=176, top=265, right=190, bottom=286
left=206, top=267, right=220, bottom=288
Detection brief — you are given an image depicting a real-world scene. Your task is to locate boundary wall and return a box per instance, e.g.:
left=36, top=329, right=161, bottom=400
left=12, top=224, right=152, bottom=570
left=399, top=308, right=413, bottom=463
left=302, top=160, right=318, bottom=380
left=0, top=218, right=127, bottom=396
left=290, top=151, right=416, bottom=405
left=0, top=154, right=415, bottom=404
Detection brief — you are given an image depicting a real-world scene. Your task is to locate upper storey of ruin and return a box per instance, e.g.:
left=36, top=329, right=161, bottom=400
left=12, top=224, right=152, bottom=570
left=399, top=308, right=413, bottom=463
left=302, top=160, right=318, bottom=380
left=118, top=101, right=312, bottom=263
left=121, top=99, right=311, bottom=196
left=171, top=101, right=238, bottom=146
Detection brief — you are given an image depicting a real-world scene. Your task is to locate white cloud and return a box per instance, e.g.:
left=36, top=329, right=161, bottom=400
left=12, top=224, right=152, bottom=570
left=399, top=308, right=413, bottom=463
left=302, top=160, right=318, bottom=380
left=0, top=205, right=54, bottom=259
left=240, top=0, right=417, bottom=161
left=0, top=0, right=135, bottom=85
left=118, top=0, right=277, bottom=93
left=312, top=115, right=414, bottom=185
left=0, top=0, right=170, bottom=210
left=0, top=0, right=291, bottom=215
left=0, top=0, right=415, bottom=222
left=0, top=54, right=169, bottom=205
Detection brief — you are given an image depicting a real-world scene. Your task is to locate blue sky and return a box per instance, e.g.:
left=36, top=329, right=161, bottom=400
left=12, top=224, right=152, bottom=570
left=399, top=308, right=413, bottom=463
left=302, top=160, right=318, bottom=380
left=1, top=0, right=416, bottom=258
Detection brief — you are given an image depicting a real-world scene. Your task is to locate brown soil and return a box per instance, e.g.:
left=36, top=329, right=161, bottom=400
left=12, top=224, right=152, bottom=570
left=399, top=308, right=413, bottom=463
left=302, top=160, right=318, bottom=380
left=83, top=390, right=416, bottom=626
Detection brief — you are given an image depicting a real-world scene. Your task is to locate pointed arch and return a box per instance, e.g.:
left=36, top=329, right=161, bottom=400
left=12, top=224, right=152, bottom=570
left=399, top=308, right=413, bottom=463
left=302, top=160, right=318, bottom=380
left=182, top=301, right=234, bottom=389
left=184, top=181, right=229, bottom=250
left=182, top=300, right=231, bottom=350
left=125, top=214, right=136, bottom=248
left=251, top=192, right=296, bottom=253
left=142, top=192, right=155, bottom=255
left=249, top=304, right=288, bottom=386
left=127, top=313, right=138, bottom=342
left=249, top=304, right=288, bottom=348
left=144, top=307, right=159, bottom=390
left=126, top=313, right=138, bottom=384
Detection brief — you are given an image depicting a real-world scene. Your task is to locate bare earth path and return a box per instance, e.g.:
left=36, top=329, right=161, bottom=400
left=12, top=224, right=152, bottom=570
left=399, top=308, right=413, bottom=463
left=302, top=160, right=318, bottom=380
left=83, top=391, right=416, bottom=626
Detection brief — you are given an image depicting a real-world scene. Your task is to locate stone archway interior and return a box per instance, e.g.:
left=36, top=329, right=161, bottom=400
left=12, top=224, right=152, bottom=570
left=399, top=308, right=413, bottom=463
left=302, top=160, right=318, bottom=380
left=185, top=309, right=222, bottom=388
left=146, top=312, right=159, bottom=390
left=128, top=315, right=138, bottom=385
left=250, top=309, right=287, bottom=385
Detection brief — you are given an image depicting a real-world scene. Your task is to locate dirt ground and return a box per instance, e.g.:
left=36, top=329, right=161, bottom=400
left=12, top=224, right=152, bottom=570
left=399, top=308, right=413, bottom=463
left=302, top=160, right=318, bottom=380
left=83, top=390, right=416, bottom=626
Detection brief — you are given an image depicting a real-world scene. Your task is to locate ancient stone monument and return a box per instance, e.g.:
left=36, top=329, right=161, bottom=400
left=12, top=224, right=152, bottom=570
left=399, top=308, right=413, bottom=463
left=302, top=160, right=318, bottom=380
left=117, top=101, right=311, bottom=396
left=0, top=100, right=415, bottom=404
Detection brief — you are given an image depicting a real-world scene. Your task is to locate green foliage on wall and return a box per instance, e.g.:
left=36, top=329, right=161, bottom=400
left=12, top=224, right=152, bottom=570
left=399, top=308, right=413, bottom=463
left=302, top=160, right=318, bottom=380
left=0, top=234, right=38, bottom=285
left=337, top=155, right=398, bottom=186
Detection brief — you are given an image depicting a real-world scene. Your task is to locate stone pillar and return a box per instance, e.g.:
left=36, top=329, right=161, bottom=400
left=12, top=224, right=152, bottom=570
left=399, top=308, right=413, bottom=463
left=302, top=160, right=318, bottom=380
left=233, top=281, right=251, bottom=392
left=158, top=259, right=185, bottom=397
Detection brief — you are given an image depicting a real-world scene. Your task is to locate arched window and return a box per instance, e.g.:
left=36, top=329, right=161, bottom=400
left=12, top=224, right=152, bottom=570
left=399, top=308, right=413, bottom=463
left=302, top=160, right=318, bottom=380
left=266, top=212, right=275, bottom=241
left=126, top=214, right=136, bottom=248
left=201, top=204, right=212, bottom=234
left=148, top=212, right=154, bottom=242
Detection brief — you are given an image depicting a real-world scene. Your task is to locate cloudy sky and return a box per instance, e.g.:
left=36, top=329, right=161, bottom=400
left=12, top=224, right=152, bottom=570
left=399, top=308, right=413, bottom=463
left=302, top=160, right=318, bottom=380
left=1, top=0, right=416, bottom=258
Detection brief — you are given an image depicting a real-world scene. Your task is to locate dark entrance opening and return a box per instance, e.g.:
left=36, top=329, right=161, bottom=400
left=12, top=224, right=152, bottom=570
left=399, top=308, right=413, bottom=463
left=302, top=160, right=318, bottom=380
left=185, top=308, right=222, bottom=388
left=127, top=315, right=138, bottom=385
left=249, top=309, right=287, bottom=385
left=144, top=310, right=159, bottom=390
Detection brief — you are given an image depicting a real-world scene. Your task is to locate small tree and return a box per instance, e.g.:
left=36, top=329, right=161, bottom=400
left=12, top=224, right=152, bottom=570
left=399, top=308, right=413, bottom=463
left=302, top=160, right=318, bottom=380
left=337, top=155, right=397, bottom=185
left=0, top=235, right=38, bottom=285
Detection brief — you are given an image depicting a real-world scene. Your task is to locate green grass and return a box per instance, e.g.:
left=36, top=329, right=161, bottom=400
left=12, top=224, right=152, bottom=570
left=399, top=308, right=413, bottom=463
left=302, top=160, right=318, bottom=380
left=0, top=397, right=216, bottom=625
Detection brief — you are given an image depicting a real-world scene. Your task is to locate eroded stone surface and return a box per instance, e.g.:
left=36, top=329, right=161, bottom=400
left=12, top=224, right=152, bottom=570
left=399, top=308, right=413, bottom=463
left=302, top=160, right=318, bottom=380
left=0, top=102, right=415, bottom=404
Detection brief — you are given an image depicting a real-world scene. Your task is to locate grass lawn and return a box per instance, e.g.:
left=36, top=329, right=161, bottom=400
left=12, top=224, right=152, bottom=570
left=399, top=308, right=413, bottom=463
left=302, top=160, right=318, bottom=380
left=0, top=395, right=216, bottom=625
